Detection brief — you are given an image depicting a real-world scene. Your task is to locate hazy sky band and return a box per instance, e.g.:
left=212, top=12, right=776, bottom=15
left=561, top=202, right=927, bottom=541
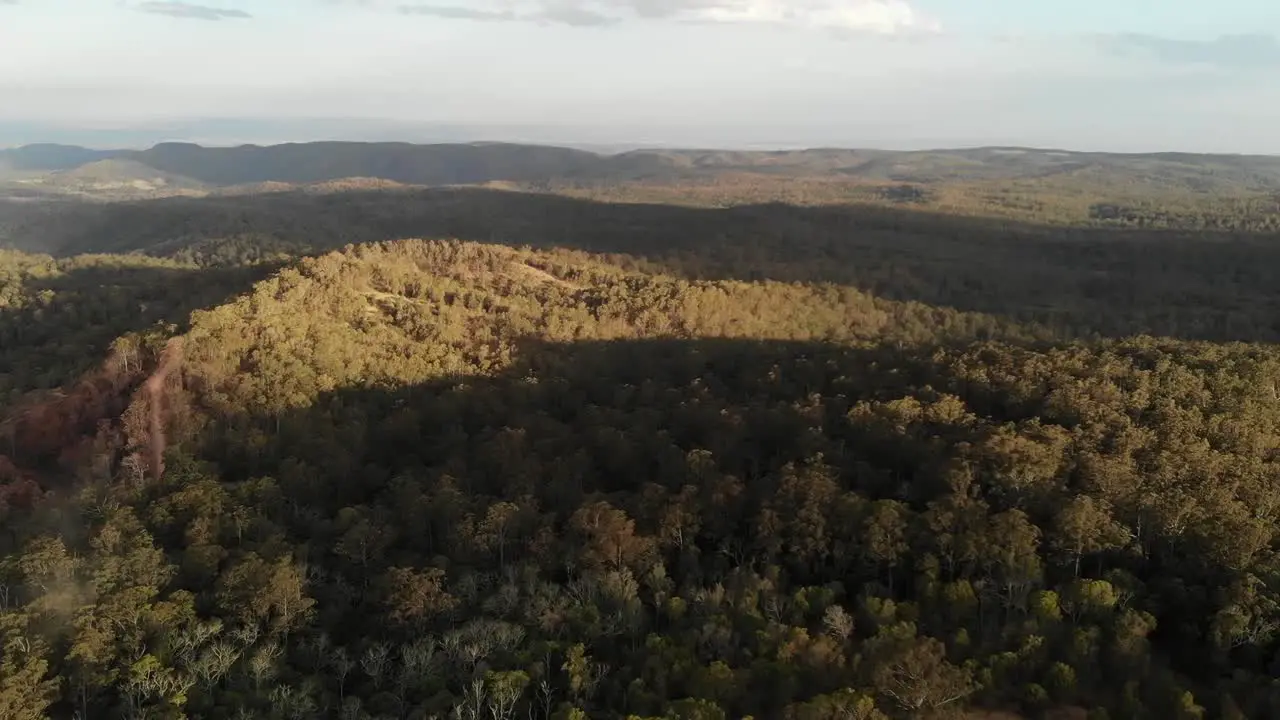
left=2, top=0, right=1280, bottom=151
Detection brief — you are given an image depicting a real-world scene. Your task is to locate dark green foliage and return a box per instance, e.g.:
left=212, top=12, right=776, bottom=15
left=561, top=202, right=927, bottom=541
left=0, top=250, right=275, bottom=404
left=7, top=186, right=1280, bottom=345
left=128, top=141, right=604, bottom=186
left=3, top=157, right=1280, bottom=718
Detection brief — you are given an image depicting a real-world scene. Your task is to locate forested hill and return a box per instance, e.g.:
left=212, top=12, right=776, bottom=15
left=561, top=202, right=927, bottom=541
left=0, top=144, right=122, bottom=173
left=126, top=142, right=605, bottom=186
left=7, top=186, right=1280, bottom=345
left=7, top=140, right=1280, bottom=192
left=4, top=238, right=1280, bottom=718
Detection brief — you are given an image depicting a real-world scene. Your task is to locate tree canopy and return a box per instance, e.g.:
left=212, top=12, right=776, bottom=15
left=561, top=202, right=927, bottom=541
left=2, top=175, right=1280, bottom=719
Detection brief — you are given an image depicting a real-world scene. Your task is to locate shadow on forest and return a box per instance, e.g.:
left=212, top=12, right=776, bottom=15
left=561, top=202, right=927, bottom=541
left=6, top=187, right=1280, bottom=342
left=209, top=335, right=949, bottom=517
left=206, top=333, right=1062, bottom=536
left=0, top=261, right=278, bottom=400
left=202, top=336, right=976, bottom=632
left=188, top=334, right=1221, bottom=707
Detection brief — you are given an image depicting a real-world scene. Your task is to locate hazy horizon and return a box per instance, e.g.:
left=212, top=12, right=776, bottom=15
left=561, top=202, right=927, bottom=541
left=5, top=1, right=1280, bottom=154
left=5, top=118, right=1280, bottom=157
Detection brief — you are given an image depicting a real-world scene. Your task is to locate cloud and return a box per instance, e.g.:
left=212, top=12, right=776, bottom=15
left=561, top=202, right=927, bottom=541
left=691, top=0, right=933, bottom=33
left=537, top=5, right=617, bottom=26
left=399, top=4, right=516, bottom=20
left=393, top=0, right=935, bottom=33
left=1096, top=33, right=1280, bottom=68
left=137, top=2, right=252, bottom=20
left=399, top=3, right=616, bottom=25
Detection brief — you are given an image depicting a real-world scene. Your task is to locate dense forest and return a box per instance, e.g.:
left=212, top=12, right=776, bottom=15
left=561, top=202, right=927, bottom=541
left=6, top=186, right=1280, bottom=343
left=9, top=141, right=1280, bottom=226
left=4, top=144, right=1280, bottom=719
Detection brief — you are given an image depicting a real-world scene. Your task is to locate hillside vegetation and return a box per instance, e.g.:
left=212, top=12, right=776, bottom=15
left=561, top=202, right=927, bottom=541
left=3, top=142, right=1280, bottom=719
left=127, top=142, right=603, bottom=187
left=5, top=186, right=1280, bottom=343
left=0, top=237, right=1278, bottom=719
left=0, top=144, right=121, bottom=175
left=4, top=142, right=1278, bottom=191
left=7, top=141, right=1280, bottom=222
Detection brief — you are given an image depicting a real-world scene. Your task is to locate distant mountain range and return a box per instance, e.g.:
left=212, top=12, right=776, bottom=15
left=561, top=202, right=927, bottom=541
left=0, top=143, right=123, bottom=173
left=6, top=140, right=1280, bottom=199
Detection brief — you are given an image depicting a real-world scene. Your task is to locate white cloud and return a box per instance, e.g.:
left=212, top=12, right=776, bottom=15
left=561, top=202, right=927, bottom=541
left=392, top=0, right=937, bottom=33
left=137, top=2, right=252, bottom=20
left=692, top=0, right=935, bottom=33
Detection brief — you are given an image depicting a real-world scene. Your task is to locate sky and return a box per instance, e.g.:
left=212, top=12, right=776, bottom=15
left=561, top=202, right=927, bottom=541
left=2, top=0, right=1280, bottom=151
